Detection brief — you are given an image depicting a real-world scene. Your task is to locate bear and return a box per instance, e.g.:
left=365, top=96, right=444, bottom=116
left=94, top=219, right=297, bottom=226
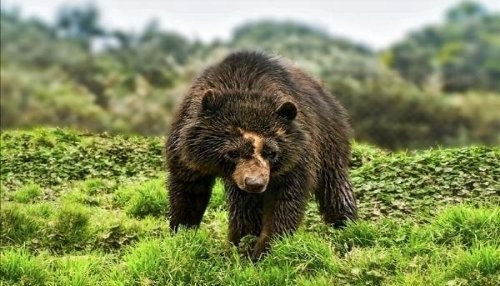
left=166, top=51, right=357, bottom=261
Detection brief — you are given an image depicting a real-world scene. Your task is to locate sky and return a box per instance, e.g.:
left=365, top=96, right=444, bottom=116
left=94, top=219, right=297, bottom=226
left=3, top=0, right=499, bottom=50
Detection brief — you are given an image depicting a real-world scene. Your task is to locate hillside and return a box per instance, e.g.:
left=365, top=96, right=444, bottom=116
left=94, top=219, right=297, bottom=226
left=2, top=2, right=500, bottom=149
left=1, top=128, right=499, bottom=285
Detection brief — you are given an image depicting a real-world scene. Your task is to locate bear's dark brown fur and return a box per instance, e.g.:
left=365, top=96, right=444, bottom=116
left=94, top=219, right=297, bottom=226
left=166, top=51, right=357, bottom=260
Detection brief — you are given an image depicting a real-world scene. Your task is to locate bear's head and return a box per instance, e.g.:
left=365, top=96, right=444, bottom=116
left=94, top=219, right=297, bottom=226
left=184, top=89, right=308, bottom=193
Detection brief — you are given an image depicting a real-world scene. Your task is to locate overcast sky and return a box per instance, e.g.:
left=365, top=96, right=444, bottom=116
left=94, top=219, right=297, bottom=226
left=3, top=0, right=499, bottom=49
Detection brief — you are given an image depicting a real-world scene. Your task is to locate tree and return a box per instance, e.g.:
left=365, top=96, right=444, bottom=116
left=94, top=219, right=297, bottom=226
left=56, top=4, right=104, bottom=50
left=385, top=1, right=500, bottom=92
left=446, top=1, right=487, bottom=22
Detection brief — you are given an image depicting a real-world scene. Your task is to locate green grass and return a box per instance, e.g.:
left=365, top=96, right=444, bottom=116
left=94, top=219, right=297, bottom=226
left=12, top=183, right=42, bottom=203
left=1, top=128, right=499, bottom=285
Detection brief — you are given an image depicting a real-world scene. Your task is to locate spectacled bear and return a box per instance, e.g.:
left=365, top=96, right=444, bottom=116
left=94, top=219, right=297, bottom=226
left=166, top=51, right=357, bottom=261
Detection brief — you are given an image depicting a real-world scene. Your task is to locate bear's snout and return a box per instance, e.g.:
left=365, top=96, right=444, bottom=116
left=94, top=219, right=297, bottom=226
left=232, top=157, right=270, bottom=193
left=244, top=176, right=267, bottom=193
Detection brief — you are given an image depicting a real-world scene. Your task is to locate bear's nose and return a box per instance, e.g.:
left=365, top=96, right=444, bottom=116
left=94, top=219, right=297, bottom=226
left=244, top=176, right=266, bottom=192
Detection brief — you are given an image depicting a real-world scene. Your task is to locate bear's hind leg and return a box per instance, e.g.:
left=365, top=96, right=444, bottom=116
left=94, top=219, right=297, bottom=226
left=316, top=167, right=357, bottom=228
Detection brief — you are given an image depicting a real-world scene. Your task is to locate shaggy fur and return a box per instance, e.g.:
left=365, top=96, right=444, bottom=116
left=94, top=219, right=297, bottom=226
left=166, top=51, right=357, bottom=261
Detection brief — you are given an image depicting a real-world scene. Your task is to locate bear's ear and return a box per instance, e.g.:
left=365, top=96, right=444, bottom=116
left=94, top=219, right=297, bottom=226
left=276, top=101, right=297, bottom=121
left=201, top=89, right=220, bottom=113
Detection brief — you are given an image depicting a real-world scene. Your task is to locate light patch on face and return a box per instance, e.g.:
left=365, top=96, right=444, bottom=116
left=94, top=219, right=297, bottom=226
left=233, top=129, right=270, bottom=193
left=239, top=129, right=265, bottom=154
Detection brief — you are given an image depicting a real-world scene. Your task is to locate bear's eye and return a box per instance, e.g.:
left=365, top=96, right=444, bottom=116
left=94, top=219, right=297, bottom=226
left=226, top=150, right=240, bottom=160
left=263, top=150, right=278, bottom=160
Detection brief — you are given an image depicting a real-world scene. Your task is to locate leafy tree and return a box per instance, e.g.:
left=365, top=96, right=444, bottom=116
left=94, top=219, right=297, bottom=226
left=55, top=4, right=104, bottom=50
left=446, top=1, right=487, bottom=22
left=385, top=1, right=500, bottom=92
left=1, top=3, right=498, bottom=148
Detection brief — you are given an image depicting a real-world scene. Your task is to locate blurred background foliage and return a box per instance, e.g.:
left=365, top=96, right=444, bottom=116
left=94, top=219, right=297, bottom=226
left=1, top=1, right=499, bottom=149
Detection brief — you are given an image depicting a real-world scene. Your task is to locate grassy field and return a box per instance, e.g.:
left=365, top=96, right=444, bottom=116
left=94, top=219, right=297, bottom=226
left=1, top=128, right=499, bottom=285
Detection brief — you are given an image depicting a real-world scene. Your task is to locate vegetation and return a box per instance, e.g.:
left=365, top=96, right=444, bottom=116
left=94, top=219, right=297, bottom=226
left=384, top=1, right=500, bottom=92
left=1, top=1, right=498, bottom=284
left=1, top=128, right=499, bottom=285
left=1, top=2, right=499, bottom=149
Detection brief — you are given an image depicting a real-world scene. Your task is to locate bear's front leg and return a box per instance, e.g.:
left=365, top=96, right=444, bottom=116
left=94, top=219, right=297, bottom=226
left=251, top=187, right=308, bottom=262
left=168, top=172, right=215, bottom=231
left=226, top=182, right=263, bottom=246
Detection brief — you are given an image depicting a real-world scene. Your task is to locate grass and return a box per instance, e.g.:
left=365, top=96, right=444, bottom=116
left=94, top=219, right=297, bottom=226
left=1, top=128, right=499, bottom=285
left=12, top=184, right=42, bottom=203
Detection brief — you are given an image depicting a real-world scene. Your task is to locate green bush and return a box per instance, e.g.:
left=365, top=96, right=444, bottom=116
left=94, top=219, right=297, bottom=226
left=330, top=71, right=489, bottom=149
left=385, top=2, right=500, bottom=92
left=0, top=66, right=111, bottom=131
left=2, top=5, right=499, bottom=149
